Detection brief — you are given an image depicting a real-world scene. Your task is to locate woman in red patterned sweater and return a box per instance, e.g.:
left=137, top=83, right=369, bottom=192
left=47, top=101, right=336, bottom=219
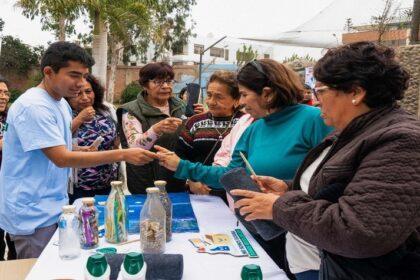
left=176, top=71, right=243, bottom=199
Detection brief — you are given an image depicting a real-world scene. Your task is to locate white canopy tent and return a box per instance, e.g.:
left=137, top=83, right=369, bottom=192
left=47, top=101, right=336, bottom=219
left=241, top=0, right=413, bottom=48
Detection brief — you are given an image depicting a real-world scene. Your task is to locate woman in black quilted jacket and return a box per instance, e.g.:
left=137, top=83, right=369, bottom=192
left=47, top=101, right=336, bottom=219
left=231, top=41, right=420, bottom=280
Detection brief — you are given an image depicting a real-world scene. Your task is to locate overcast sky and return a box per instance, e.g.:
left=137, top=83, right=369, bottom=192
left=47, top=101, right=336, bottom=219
left=1, top=0, right=408, bottom=59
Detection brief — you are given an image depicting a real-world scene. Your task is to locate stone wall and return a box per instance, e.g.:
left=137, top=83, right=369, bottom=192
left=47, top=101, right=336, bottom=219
left=397, top=44, right=420, bottom=118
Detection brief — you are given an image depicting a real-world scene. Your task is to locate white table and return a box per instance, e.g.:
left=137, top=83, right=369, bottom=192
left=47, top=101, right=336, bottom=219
left=26, top=195, right=287, bottom=279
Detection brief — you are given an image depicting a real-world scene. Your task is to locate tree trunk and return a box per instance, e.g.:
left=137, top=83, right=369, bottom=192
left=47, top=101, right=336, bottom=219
left=58, top=17, right=66, bottom=41
left=91, top=11, right=108, bottom=87
left=410, top=0, right=420, bottom=44
left=107, top=39, right=124, bottom=103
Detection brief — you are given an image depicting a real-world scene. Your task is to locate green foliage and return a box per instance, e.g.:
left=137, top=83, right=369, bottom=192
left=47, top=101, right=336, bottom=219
left=0, top=36, right=41, bottom=76
left=236, top=45, right=258, bottom=66
left=283, top=54, right=316, bottom=63
left=25, top=71, right=43, bottom=89
left=120, top=81, right=142, bottom=104
left=9, top=88, right=23, bottom=104
left=0, top=18, right=4, bottom=32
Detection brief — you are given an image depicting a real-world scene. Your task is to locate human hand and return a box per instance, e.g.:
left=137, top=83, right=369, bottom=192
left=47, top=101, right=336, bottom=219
left=230, top=189, right=279, bottom=221
left=122, top=148, right=159, bottom=165
left=188, top=180, right=211, bottom=195
left=154, top=145, right=181, bottom=171
left=76, top=106, right=96, bottom=122
left=152, top=117, right=183, bottom=135
left=193, top=103, right=205, bottom=114
left=251, top=175, right=288, bottom=195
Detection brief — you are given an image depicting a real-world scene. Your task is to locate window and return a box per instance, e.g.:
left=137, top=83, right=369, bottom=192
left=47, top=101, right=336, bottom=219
left=173, top=44, right=188, bottom=55
left=224, top=49, right=229, bottom=60
left=264, top=53, right=270, bottom=59
left=210, top=47, right=224, bottom=58
left=194, top=44, right=204, bottom=54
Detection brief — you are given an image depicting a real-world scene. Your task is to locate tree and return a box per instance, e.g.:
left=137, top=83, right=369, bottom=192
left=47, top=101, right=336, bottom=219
left=0, top=18, right=4, bottom=33
left=0, top=36, right=41, bottom=75
left=410, top=0, right=420, bottom=43
left=371, top=0, right=400, bottom=43
left=344, top=18, right=354, bottom=32
left=17, top=0, right=81, bottom=41
left=236, top=45, right=258, bottom=66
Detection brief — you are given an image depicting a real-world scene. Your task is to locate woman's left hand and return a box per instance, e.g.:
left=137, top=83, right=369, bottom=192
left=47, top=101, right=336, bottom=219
left=155, top=145, right=181, bottom=171
left=230, top=189, right=280, bottom=221
left=193, top=103, right=205, bottom=114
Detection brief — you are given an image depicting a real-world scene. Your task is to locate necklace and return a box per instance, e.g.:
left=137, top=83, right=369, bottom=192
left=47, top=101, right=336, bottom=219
left=211, top=112, right=237, bottom=140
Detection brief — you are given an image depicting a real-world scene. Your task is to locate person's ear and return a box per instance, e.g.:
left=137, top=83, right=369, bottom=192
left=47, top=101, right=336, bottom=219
left=261, top=87, right=274, bottom=106
left=351, top=86, right=366, bottom=106
left=43, top=66, right=55, bottom=80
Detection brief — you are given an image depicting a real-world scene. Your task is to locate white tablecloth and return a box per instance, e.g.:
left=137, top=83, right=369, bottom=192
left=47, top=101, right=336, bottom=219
left=26, top=195, right=287, bottom=279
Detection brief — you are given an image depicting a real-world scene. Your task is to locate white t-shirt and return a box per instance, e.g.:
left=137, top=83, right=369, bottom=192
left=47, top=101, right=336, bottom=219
left=286, top=146, right=331, bottom=274
left=0, top=87, right=73, bottom=235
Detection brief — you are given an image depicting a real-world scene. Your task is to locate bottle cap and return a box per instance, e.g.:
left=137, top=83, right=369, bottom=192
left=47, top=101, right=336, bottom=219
left=124, top=252, right=144, bottom=275
left=82, top=197, right=95, bottom=205
left=86, top=253, right=108, bottom=277
left=146, top=187, right=160, bottom=194
left=154, top=180, right=167, bottom=187
left=62, top=205, right=76, bottom=213
left=110, top=181, right=123, bottom=188
left=241, top=264, right=262, bottom=280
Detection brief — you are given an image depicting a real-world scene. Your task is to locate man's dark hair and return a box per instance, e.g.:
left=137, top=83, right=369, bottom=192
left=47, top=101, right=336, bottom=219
left=314, top=41, right=410, bottom=108
left=40, top=41, right=95, bottom=74
left=0, top=75, right=9, bottom=88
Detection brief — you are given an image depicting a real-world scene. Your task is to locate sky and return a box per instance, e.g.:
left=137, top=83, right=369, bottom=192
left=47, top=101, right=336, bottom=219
left=0, top=0, right=411, bottom=60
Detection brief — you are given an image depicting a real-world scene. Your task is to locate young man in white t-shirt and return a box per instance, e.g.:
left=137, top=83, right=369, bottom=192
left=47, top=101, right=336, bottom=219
left=0, top=42, right=159, bottom=259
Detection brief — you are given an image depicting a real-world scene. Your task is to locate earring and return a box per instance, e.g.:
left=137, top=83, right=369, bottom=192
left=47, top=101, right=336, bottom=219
left=352, top=99, right=357, bottom=105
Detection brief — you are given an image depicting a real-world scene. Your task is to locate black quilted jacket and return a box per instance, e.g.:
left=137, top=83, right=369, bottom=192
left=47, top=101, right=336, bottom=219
left=273, top=105, right=420, bottom=279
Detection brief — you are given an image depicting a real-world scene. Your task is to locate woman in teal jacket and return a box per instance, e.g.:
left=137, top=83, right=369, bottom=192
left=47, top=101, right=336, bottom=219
left=157, top=59, right=332, bottom=276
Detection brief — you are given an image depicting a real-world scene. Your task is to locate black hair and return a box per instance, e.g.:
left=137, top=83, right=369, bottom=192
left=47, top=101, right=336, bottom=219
left=139, top=62, right=174, bottom=87
left=40, top=41, right=95, bottom=74
left=85, top=74, right=109, bottom=113
left=207, top=70, right=240, bottom=100
left=314, top=41, right=410, bottom=108
left=237, top=59, right=304, bottom=109
left=0, top=75, right=9, bottom=88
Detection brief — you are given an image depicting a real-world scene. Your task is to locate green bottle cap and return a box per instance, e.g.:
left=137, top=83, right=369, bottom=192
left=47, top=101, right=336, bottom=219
left=241, top=264, right=262, bottom=280
left=124, top=252, right=144, bottom=275
left=86, top=253, right=108, bottom=277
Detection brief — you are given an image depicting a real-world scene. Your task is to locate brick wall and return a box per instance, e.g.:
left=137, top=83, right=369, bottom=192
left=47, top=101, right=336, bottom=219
left=397, top=44, right=420, bottom=118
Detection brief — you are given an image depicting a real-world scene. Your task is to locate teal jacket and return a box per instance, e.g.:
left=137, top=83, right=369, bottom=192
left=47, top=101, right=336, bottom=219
left=175, top=104, right=333, bottom=188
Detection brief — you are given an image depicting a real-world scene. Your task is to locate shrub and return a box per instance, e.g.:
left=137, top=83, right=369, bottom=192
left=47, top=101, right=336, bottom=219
left=120, top=81, right=142, bottom=104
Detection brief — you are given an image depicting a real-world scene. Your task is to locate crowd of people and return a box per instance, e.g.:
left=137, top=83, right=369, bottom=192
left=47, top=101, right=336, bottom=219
left=0, top=40, right=419, bottom=280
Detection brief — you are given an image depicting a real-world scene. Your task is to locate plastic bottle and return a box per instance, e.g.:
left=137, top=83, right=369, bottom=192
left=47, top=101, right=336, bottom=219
left=105, top=181, right=128, bottom=244
left=84, top=253, right=111, bottom=280
left=118, top=252, right=147, bottom=280
left=58, top=205, right=80, bottom=260
left=79, top=197, right=99, bottom=249
left=241, top=264, right=263, bottom=280
left=139, top=187, right=166, bottom=254
left=154, top=180, right=172, bottom=242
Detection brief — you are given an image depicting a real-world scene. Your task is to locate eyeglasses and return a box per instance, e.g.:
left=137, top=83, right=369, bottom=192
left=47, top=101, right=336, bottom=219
left=0, top=90, right=10, bottom=98
left=151, top=79, right=176, bottom=87
left=312, top=86, right=332, bottom=100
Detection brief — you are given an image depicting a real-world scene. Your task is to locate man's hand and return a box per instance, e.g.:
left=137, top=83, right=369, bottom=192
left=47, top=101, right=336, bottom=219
left=122, top=148, right=159, bottom=165
left=155, top=145, right=181, bottom=171
left=152, top=117, right=183, bottom=135
left=251, top=175, right=288, bottom=195
left=230, top=189, right=279, bottom=221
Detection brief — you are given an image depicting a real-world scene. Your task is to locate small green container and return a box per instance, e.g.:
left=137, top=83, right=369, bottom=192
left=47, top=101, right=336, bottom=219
left=241, top=264, right=263, bottom=280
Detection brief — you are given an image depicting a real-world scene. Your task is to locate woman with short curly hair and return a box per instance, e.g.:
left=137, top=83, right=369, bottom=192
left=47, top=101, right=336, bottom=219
left=231, top=42, right=420, bottom=279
